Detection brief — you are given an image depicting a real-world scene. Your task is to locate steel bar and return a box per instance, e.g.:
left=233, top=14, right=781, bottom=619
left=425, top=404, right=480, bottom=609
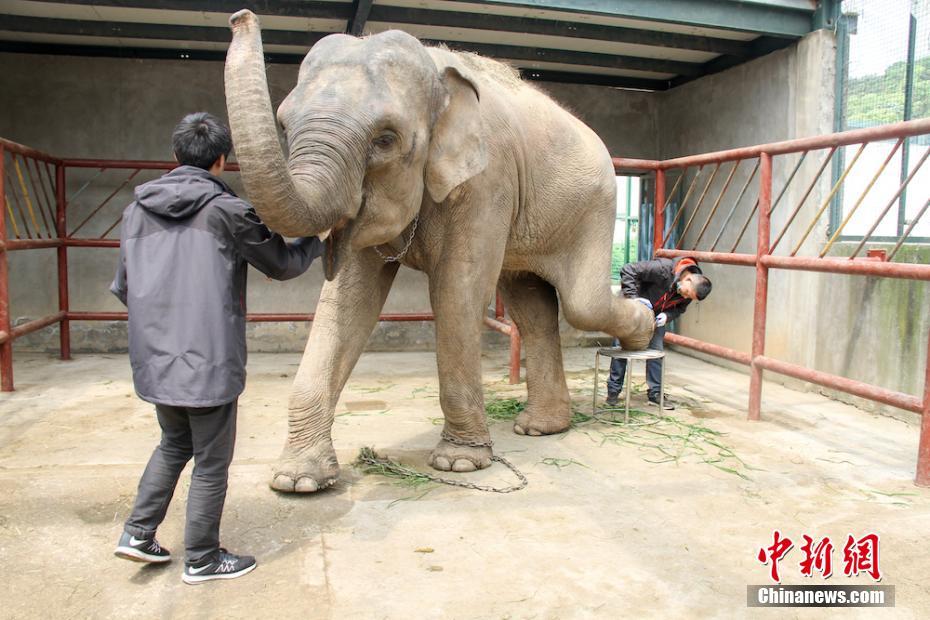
left=676, top=163, right=720, bottom=250
left=56, top=164, right=70, bottom=361
left=0, top=145, right=11, bottom=391
left=656, top=248, right=757, bottom=266
left=770, top=147, right=838, bottom=253
left=12, top=156, right=43, bottom=237
left=888, top=195, right=930, bottom=261
left=495, top=292, right=505, bottom=321
left=65, top=239, right=120, bottom=248
left=22, top=156, right=53, bottom=238
left=664, top=332, right=751, bottom=366
left=850, top=146, right=930, bottom=259
left=68, top=311, right=438, bottom=322
left=612, top=157, right=660, bottom=172
left=28, top=159, right=57, bottom=239
left=654, top=169, right=666, bottom=253
left=748, top=152, right=773, bottom=421
left=64, top=167, right=106, bottom=208
left=693, top=160, right=740, bottom=249
left=821, top=138, right=904, bottom=257
left=99, top=215, right=123, bottom=239
left=658, top=117, right=930, bottom=169
left=661, top=166, right=704, bottom=249
left=753, top=355, right=922, bottom=414
left=0, top=311, right=67, bottom=344
left=62, top=159, right=241, bottom=172
left=791, top=142, right=867, bottom=257
left=509, top=323, right=522, bottom=384
left=0, top=138, right=60, bottom=165
left=69, top=169, right=139, bottom=237
left=729, top=198, right=760, bottom=254
left=1, top=239, right=63, bottom=250
left=5, top=166, right=33, bottom=238
left=916, top=328, right=930, bottom=486
left=761, top=255, right=930, bottom=280
left=770, top=151, right=808, bottom=217
left=4, top=192, right=21, bottom=239
left=711, top=158, right=759, bottom=251
left=661, top=171, right=684, bottom=215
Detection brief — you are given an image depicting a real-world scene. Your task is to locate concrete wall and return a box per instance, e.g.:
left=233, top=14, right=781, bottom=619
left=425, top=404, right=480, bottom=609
left=658, top=30, right=929, bottom=418
left=0, top=51, right=659, bottom=353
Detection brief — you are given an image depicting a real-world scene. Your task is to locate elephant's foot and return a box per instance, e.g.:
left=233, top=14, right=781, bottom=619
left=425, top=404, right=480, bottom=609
left=616, top=301, right=656, bottom=350
left=428, top=437, right=492, bottom=472
left=270, top=442, right=340, bottom=493
left=513, top=403, right=571, bottom=436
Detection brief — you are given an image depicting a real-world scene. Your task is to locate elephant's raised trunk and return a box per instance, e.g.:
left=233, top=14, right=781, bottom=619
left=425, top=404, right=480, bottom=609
left=225, top=9, right=351, bottom=238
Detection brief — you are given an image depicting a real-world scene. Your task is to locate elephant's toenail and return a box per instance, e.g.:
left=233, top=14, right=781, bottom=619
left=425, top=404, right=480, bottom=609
left=433, top=456, right=451, bottom=471
left=271, top=474, right=295, bottom=492
left=452, top=459, right=477, bottom=472
left=513, top=424, right=526, bottom=435
left=295, top=477, right=320, bottom=493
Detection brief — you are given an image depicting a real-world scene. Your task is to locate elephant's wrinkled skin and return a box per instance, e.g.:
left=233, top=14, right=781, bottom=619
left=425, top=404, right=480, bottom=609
left=224, top=10, right=654, bottom=492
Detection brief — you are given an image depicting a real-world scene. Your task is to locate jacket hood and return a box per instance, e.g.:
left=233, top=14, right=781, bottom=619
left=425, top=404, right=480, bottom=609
left=134, top=165, right=235, bottom=219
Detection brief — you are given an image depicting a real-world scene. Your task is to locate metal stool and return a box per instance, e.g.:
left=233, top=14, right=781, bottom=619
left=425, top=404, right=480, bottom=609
left=593, top=347, right=666, bottom=423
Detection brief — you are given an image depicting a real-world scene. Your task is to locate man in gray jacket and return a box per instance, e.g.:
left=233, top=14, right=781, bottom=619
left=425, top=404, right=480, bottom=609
left=112, top=112, right=323, bottom=584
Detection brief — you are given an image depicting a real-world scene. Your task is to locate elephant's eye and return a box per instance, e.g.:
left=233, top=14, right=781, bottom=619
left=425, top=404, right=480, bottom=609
left=373, top=133, right=397, bottom=149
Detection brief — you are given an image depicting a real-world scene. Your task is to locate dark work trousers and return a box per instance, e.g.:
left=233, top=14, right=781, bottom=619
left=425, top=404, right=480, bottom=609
left=607, top=327, right=666, bottom=397
left=123, top=400, right=237, bottom=565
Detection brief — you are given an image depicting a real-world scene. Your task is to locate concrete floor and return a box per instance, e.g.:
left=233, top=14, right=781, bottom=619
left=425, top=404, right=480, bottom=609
left=0, top=347, right=927, bottom=619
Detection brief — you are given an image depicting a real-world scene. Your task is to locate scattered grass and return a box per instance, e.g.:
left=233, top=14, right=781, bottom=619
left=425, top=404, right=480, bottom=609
left=539, top=457, right=591, bottom=470
left=354, top=447, right=435, bottom=489
left=355, top=383, right=397, bottom=394
left=571, top=404, right=758, bottom=480
left=485, top=396, right=526, bottom=421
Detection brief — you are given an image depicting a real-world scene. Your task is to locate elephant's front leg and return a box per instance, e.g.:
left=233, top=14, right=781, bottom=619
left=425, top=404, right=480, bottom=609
left=271, top=249, right=400, bottom=493
left=427, top=259, right=504, bottom=473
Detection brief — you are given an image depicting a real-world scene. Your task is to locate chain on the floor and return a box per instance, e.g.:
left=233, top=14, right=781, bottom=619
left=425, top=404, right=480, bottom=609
left=355, top=431, right=528, bottom=493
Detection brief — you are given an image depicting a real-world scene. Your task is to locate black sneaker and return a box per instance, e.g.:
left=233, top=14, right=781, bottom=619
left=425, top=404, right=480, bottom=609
left=647, top=393, right=675, bottom=410
left=182, top=549, right=257, bottom=584
left=114, top=531, right=171, bottom=563
left=605, top=392, right=620, bottom=407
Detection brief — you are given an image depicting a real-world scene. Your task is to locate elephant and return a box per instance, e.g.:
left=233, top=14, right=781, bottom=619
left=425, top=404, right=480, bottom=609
left=224, top=9, right=654, bottom=493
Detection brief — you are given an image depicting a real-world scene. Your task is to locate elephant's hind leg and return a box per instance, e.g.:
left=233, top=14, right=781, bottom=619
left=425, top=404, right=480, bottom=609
left=272, top=250, right=400, bottom=493
left=499, top=272, right=572, bottom=436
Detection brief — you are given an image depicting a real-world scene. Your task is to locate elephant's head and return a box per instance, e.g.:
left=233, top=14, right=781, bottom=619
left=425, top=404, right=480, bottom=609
left=225, top=10, right=487, bottom=279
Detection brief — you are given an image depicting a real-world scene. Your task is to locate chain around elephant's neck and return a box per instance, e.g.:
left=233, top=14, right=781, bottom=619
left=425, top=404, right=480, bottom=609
left=374, top=214, right=419, bottom=263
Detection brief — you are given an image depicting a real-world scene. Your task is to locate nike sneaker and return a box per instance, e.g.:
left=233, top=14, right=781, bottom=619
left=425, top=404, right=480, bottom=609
left=182, top=548, right=256, bottom=584
left=114, top=531, right=171, bottom=563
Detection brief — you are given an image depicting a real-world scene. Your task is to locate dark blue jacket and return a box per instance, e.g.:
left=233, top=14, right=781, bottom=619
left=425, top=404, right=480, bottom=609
left=111, top=166, right=322, bottom=406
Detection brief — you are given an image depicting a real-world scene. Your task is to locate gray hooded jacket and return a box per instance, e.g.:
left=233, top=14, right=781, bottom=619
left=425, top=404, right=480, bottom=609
left=111, top=165, right=322, bottom=407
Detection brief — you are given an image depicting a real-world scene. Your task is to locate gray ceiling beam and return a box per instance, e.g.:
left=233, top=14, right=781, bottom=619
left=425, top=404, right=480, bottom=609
left=0, top=14, right=706, bottom=77
left=469, top=0, right=816, bottom=38
left=423, top=39, right=703, bottom=76
left=0, top=41, right=671, bottom=90
left=368, top=5, right=750, bottom=56
left=347, top=0, right=374, bottom=36
left=0, top=14, right=325, bottom=47
left=20, top=0, right=353, bottom=20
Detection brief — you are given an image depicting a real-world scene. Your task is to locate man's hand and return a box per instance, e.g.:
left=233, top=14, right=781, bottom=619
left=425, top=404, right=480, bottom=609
left=635, top=297, right=653, bottom=310
left=655, top=312, right=668, bottom=327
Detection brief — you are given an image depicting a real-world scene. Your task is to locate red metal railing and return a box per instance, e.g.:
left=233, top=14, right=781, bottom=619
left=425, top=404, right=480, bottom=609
left=615, top=117, right=930, bottom=487
left=0, top=140, right=522, bottom=392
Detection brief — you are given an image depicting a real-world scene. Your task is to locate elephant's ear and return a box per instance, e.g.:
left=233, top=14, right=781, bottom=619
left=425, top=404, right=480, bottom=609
left=425, top=65, right=488, bottom=204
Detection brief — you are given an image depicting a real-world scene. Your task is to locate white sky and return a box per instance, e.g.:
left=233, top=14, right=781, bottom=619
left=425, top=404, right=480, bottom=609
left=844, top=0, right=930, bottom=77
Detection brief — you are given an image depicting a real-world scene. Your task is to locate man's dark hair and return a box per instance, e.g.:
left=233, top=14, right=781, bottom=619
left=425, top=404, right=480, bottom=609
left=172, top=112, right=232, bottom=170
left=695, top=276, right=712, bottom=301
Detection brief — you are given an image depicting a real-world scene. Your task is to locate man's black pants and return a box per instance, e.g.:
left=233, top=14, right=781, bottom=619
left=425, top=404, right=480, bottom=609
left=123, top=400, right=237, bottom=565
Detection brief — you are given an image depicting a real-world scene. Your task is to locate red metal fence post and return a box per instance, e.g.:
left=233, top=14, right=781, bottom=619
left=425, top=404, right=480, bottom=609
left=916, top=329, right=930, bottom=486
left=748, top=152, right=773, bottom=421
left=56, top=164, right=70, bottom=360
left=654, top=169, right=666, bottom=254
left=0, top=145, right=12, bottom=391
left=509, top=322, right=521, bottom=384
